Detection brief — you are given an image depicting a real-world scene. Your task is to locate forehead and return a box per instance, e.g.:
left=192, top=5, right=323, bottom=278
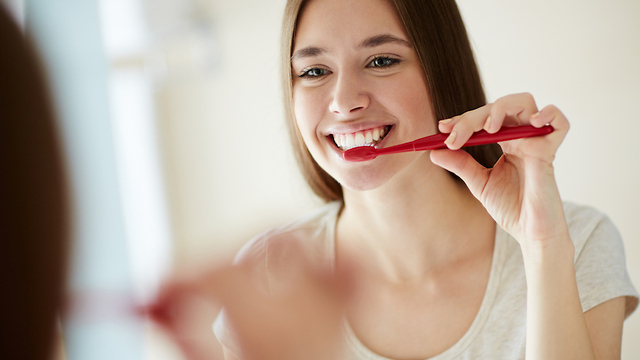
left=294, top=0, right=407, bottom=51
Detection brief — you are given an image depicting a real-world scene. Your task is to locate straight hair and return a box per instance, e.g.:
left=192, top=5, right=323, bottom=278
left=281, top=0, right=502, bottom=202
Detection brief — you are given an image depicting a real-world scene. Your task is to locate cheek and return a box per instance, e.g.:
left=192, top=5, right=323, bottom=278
left=395, top=74, right=431, bottom=109
left=386, top=75, right=436, bottom=131
left=293, top=87, right=326, bottom=143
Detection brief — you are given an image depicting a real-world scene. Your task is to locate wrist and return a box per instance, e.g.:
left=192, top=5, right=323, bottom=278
left=520, top=234, right=576, bottom=289
left=520, top=234, right=574, bottom=269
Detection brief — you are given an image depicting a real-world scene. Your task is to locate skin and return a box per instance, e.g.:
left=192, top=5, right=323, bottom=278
left=149, top=0, right=627, bottom=359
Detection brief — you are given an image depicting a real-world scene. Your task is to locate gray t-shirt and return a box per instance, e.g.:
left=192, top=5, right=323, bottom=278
left=214, top=201, right=638, bottom=359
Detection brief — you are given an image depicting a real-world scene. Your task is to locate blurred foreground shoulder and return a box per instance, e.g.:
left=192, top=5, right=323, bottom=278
left=232, top=201, right=342, bottom=280
left=214, top=201, right=343, bottom=357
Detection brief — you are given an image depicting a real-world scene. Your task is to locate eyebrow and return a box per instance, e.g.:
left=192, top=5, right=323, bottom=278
left=291, top=34, right=411, bottom=61
left=357, top=34, right=411, bottom=49
left=291, top=46, right=327, bottom=61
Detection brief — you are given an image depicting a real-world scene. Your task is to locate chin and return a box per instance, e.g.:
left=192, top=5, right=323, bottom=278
left=329, top=160, right=401, bottom=193
left=339, top=174, right=390, bottom=192
left=330, top=152, right=432, bottom=193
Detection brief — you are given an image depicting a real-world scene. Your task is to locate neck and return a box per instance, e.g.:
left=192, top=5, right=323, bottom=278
left=336, top=155, right=495, bottom=283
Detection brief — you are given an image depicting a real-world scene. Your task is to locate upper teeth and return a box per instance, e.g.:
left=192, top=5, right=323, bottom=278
left=333, top=126, right=388, bottom=150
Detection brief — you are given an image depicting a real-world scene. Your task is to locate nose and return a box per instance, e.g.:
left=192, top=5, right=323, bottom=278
left=328, top=72, right=370, bottom=117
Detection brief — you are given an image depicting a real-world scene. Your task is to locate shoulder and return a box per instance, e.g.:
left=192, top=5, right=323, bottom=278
left=233, top=201, right=341, bottom=265
left=562, top=201, right=612, bottom=255
left=232, top=201, right=342, bottom=293
left=562, top=202, right=639, bottom=316
left=213, top=201, right=343, bottom=355
left=562, top=201, right=624, bottom=269
left=562, top=201, right=606, bottom=225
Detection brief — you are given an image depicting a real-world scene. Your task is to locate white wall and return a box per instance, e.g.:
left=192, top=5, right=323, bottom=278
left=156, top=0, right=640, bottom=357
left=156, top=0, right=316, bottom=266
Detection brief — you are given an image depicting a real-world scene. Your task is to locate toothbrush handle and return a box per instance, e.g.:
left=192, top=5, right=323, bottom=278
left=413, top=125, right=554, bottom=151
left=464, top=125, right=554, bottom=147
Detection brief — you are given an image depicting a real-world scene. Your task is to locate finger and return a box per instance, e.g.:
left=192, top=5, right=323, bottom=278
left=437, top=115, right=460, bottom=133
left=531, top=105, right=569, bottom=131
left=529, top=104, right=570, bottom=150
left=487, top=93, right=539, bottom=132
left=437, top=104, right=490, bottom=134
left=145, top=279, right=199, bottom=326
left=443, top=106, right=491, bottom=150
left=430, top=148, right=491, bottom=200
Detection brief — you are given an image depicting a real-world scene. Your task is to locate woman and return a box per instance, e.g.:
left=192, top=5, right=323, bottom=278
left=214, top=0, right=638, bottom=358
left=154, top=0, right=638, bottom=359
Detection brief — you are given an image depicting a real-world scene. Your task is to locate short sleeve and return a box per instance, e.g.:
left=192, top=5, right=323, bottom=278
left=573, top=211, right=639, bottom=318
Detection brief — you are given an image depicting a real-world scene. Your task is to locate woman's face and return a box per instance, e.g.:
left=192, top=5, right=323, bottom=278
left=291, top=0, right=438, bottom=192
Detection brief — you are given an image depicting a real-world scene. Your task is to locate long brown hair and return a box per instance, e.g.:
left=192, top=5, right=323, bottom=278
left=281, top=0, right=502, bottom=202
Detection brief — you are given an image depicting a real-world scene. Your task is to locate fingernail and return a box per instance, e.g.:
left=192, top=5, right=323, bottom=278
left=445, top=131, right=457, bottom=147
left=483, top=116, right=491, bottom=131
left=531, top=112, right=540, bottom=119
left=439, top=118, right=452, bottom=124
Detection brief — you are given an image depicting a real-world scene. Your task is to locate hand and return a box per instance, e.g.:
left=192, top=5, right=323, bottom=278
left=145, top=246, right=354, bottom=360
left=430, top=93, right=571, bottom=247
left=144, top=274, right=225, bottom=360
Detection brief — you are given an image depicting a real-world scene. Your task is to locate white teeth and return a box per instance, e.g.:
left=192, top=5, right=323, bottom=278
left=346, top=133, right=355, bottom=148
left=333, top=126, right=389, bottom=151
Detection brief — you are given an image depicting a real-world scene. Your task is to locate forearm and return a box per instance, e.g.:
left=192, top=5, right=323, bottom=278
left=521, top=237, right=595, bottom=360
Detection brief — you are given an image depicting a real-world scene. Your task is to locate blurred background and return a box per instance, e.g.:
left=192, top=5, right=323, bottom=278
left=2, top=0, right=638, bottom=358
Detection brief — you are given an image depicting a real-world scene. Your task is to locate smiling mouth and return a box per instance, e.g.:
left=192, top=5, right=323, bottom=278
left=331, top=125, right=391, bottom=151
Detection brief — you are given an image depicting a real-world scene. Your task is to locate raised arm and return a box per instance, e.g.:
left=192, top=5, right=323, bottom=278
left=431, top=93, right=624, bottom=359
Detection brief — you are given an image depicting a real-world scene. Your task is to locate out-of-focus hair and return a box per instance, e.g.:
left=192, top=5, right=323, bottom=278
left=0, top=7, right=69, bottom=360
left=281, top=0, right=502, bottom=202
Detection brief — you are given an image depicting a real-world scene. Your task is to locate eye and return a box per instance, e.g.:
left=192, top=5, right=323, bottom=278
left=367, top=56, right=400, bottom=68
left=298, top=67, right=331, bottom=78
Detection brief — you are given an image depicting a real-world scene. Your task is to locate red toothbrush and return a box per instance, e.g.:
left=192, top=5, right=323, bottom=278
left=342, top=124, right=554, bottom=162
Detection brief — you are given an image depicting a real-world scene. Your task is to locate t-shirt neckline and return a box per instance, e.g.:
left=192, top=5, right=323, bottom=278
left=325, top=205, right=507, bottom=360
